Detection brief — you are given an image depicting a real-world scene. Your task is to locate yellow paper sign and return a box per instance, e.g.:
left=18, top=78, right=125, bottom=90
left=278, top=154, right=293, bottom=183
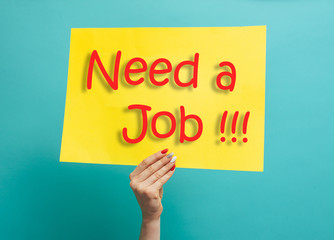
left=60, top=26, right=266, bottom=171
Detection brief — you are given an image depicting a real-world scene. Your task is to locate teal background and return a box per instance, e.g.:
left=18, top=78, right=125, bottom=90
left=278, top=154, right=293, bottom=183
left=1, top=0, right=333, bottom=239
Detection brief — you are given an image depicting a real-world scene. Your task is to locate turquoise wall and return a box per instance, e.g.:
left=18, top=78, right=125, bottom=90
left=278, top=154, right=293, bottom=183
left=1, top=0, right=333, bottom=239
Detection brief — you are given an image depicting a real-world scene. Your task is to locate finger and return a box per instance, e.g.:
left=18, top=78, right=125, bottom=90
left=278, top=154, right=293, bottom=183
left=142, top=156, right=176, bottom=187
left=136, top=152, right=174, bottom=182
left=130, top=149, right=168, bottom=178
left=151, top=163, right=176, bottom=190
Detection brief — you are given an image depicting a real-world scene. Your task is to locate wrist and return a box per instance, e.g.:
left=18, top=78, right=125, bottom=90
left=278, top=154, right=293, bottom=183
left=142, top=215, right=160, bottom=224
left=140, top=215, right=160, bottom=240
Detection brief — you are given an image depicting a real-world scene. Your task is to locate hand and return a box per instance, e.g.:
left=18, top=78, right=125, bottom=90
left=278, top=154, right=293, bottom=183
left=129, top=149, right=176, bottom=221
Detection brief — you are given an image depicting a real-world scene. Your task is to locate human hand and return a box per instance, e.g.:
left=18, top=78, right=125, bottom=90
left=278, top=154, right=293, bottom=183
left=129, top=149, right=176, bottom=221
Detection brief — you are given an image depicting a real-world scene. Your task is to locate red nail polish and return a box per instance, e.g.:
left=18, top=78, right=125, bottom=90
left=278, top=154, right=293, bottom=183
left=170, top=164, right=176, bottom=171
left=161, top=148, right=168, bottom=154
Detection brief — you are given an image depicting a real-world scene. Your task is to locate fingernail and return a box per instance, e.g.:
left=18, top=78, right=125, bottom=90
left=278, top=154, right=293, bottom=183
left=161, top=148, right=168, bottom=154
left=167, top=152, right=174, bottom=158
left=170, top=156, right=176, bottom=163
left=170, top=164, right=176, bottom=171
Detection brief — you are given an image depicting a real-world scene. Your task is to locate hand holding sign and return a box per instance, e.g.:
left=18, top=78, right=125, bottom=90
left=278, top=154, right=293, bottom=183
left=129, top=149, right=176, bottom=239
left=129, top=149, right=176, bottom=220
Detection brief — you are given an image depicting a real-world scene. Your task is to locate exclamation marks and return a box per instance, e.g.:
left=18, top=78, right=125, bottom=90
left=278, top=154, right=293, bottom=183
left=231, top=111, right=239, bottom=142
left=220, top=111, right=228, bottom=142
left=220, top=111, right=250, bottom=143
left=242, top=112, right=250, bottom=143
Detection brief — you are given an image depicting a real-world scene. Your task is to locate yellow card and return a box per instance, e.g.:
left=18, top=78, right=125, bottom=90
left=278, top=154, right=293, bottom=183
left=60, top=26, right=266, bottom=171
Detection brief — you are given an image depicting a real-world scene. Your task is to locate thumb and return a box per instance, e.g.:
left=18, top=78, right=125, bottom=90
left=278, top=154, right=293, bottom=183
left=159, top=187, right=163, bottom=199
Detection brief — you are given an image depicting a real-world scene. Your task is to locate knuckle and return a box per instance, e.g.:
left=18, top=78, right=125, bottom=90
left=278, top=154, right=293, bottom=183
left=130, top=181, right=139, bottom=191
left=147, top=165, right=154, bottom=174
left=141, top=159, right=148, bottom=167
left=143, top=189, right=155, bottom=198
left=155, top=152, right=161, bottom=158
left=162, top=156, right=169, bottom=163
left=142, top=189, right=150, bottom=196
left=129, top=172, right=134, bottom=180
left=136, top=185, right=144, bottom=193
left=158, top=179, right=165, bottom=187
left=154, top=172, right=162, bottom=179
